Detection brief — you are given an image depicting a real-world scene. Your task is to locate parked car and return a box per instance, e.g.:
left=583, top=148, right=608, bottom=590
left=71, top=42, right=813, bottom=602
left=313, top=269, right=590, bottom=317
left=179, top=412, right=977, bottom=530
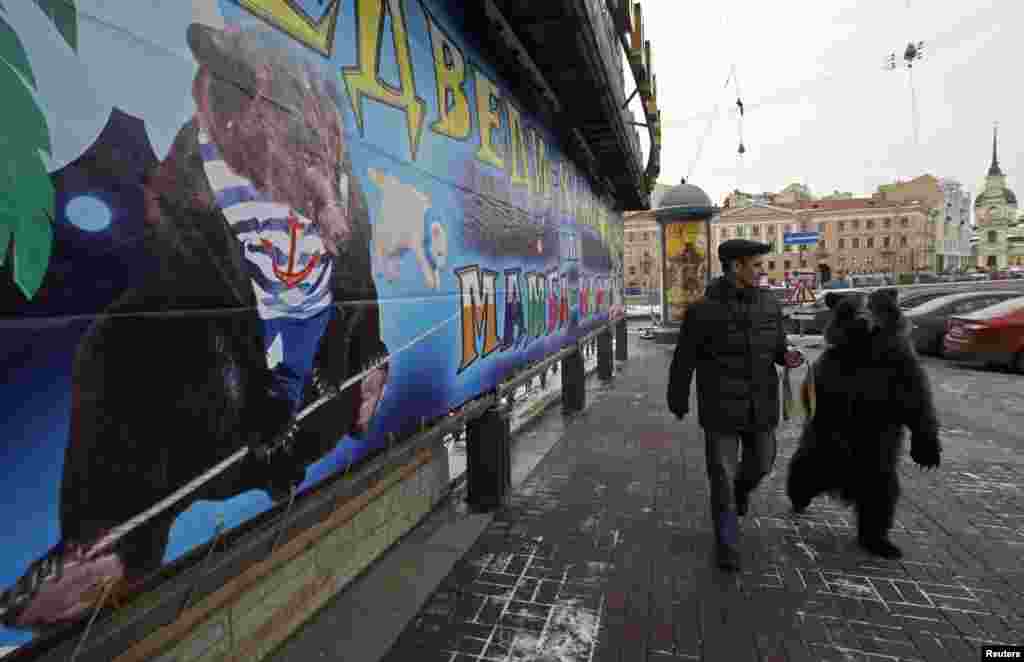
left=851, top=274, right=888, bottom=288
left=788, top=288, right=870, bottom=334
left=943, top=296, right=1024, bottom=372
left=898, top=289, right=957, bottom=311
left=907, top=291, right=1024, bottom=356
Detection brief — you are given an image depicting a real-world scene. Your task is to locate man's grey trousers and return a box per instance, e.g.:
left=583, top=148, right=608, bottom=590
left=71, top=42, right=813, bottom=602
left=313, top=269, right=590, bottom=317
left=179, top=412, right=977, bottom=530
left=704, top=427, right=778, bottom=546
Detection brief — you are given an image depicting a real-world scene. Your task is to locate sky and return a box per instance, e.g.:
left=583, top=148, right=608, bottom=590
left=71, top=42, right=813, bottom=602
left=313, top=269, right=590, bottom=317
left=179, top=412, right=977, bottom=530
left=623, top=0, right=1019, bottom=206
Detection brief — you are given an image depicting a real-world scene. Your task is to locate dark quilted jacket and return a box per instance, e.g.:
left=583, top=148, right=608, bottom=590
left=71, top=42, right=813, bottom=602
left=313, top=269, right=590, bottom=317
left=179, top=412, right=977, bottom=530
left=667, top=276, right=789, bottom=431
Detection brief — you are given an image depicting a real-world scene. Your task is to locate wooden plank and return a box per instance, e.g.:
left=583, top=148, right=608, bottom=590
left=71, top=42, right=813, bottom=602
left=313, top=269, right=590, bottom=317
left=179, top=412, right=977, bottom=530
left=112, top=448, right=433, bottom=662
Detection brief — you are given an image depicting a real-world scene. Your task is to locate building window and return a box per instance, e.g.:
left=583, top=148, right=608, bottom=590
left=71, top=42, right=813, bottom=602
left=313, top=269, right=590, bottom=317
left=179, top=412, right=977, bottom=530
left=819, top=239, right=827, bottom=249
left=866, top=219, right=875, bottom=230
left=838, top=238, right=845, bottom=249
left=867, top=237, right=874, bottom=248
left=838, top=221, right=846, bottom=232
left=989, top=231, right=998, bottom=243
left=800, top=259, right=808, bottom=268
left=784, top=260, right=791, bottom=270
left=900, top=236, right=908, bottom=247
left=737, top=225, right=747, bottom=238
left=851, top=219, right=860, bottom=230
left=883, top=236, right=891, bottom=248
left=817, top=223, right=825, bottom=232
left=852, top=238, right=860, bottom=249
left=766, top=225, right=776, bottom=235
left=629, top=266, right=636, bottom=275
left=884, top=217, right=892, bottom=229
left=901, top=216, right=909, bottom=227
left=899, top=256, right=906, bottom=264
left=752, top=224, right=760, bottom=236
left=768, top=260, right=775, bottom=270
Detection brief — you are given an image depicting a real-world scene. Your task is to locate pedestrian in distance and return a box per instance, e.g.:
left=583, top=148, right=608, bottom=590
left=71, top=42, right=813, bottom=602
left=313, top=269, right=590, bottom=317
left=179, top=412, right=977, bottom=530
left=666, top=239, right=805, bottom=571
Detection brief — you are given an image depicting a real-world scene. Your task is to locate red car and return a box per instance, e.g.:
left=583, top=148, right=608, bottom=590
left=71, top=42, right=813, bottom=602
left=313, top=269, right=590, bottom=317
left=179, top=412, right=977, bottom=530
left=943, top=295, right=1024, bottom=372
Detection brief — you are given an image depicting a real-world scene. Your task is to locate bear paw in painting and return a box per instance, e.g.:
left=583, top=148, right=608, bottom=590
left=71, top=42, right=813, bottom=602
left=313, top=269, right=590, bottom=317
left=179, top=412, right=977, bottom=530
left=0, top=533, right=132, bottom=631
left=355, top=364, right=389, bottom=435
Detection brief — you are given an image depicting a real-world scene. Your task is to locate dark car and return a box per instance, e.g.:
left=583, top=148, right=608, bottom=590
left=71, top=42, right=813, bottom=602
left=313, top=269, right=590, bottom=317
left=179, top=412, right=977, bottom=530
left=907, top=290, right=1024, bottom=356
left=898, top=289, right=957, bottom=311
left=943, top=296, right=1024, bottom=372
left=787, top=288, right=867, bottom=334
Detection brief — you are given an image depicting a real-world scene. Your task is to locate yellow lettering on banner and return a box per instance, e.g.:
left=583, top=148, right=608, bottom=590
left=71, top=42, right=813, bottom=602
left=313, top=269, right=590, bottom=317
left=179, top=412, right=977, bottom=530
left=342, top=0, right=426, bottom=160
left=560, top=161, right=574, bottom=214
left=506, top=103, right=530, bottom=188
left=236, top=0, right=342, bottom=56
left=425, top=11, right=470, bottom=140
left=456, top=266, right=500, bottom=372
left=533, top=130, right=549, bottom=198
left=474, top=70, right=505, bottom=169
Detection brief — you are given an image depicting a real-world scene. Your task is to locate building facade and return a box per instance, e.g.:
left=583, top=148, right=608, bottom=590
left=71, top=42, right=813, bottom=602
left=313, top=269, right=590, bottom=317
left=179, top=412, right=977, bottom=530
left=624, top=212, right=663, bottom=292
left=974, top=125, right=1020, bottom=269
left=936, top=178, right=973, bottom=272
left=713, top=198, right=931, bottom=284
left=622, top=182, right=673, bottom=292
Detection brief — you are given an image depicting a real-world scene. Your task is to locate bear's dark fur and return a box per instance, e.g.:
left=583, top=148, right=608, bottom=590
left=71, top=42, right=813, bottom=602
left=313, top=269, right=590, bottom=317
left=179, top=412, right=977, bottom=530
left=786, top=288, right=941, bottom=558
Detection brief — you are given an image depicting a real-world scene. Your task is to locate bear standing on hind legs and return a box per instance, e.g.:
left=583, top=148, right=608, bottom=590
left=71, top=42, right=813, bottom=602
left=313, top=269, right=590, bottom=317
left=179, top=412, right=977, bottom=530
left=787, top=289, right=941, bottom=559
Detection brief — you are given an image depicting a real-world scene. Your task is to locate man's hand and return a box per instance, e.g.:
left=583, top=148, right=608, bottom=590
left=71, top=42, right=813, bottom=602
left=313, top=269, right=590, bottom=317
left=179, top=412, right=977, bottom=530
left=783, top=349, right=805, bottom=369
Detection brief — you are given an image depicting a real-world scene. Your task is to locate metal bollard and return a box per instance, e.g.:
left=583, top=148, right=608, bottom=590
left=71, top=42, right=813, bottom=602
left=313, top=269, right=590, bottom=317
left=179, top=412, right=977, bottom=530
left=598, top=327, right=613, bottom=380
left=615, top=318, right=628, bottom=361
left=562, top=347, right=586, bottom=413
left=465, top=404, right=511, bottom=512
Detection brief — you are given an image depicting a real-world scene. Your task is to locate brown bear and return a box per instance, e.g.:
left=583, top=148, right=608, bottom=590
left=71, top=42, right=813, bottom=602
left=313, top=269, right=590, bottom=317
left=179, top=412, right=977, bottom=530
left=787, top=288, right=940, bottom=559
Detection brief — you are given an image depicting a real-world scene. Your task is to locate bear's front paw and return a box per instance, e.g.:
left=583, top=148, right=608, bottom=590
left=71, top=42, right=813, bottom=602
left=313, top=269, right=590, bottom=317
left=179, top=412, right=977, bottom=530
left=355, top=365, right=388, bottom=434
left=910, top=441, right=940, bottom=469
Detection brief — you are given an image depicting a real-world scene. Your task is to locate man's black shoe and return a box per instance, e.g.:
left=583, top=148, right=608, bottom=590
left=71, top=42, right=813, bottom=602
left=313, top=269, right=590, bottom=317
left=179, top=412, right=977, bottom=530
left=715, top=544, right=741, bottom=571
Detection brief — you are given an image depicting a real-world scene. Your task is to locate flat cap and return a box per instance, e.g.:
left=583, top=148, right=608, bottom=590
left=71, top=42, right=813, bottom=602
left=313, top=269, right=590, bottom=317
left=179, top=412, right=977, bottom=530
left=718, top=238, right=771, bottom=261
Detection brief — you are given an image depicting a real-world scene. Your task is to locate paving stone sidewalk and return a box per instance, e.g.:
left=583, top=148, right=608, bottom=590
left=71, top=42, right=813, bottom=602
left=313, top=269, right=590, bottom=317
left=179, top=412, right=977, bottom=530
left=381, top=338, right=1023, bottom=662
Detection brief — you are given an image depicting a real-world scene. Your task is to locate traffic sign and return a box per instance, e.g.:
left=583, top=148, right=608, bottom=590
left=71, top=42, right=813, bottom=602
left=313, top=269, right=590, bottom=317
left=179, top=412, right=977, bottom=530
left=783, top=231, right=819, bottom=245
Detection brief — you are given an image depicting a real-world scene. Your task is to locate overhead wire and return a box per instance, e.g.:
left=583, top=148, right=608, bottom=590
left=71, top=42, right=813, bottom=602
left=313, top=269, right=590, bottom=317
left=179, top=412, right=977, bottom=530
left=654, top=0, right=1000, bottom=132
left=686, top=64, right=731, bottom=182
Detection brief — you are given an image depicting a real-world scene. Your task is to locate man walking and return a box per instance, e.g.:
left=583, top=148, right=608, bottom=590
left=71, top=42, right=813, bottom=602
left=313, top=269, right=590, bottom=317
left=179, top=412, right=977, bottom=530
left=667, top=239, right=804, bottom=570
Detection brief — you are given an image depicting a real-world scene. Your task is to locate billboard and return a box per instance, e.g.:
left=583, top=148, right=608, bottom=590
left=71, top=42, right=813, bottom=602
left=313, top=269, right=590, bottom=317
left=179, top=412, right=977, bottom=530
left=0, top=0, right=623, bottom=648
left=663, top=220, right=708, bottom=323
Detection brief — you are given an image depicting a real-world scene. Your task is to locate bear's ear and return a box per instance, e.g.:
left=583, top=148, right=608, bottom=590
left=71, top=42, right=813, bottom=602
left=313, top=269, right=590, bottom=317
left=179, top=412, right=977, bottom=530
left=877, top=287, right=899, bottom=305
left=825, top=292, right=841, bottom=310
left=187, top=24, right=257, bottom=93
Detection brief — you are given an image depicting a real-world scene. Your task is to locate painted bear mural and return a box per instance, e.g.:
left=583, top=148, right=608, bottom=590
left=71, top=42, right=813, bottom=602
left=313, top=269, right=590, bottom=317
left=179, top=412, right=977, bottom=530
left=786, top=289, right=941, bottom=559
left=0, top=24, right=389, bottom=631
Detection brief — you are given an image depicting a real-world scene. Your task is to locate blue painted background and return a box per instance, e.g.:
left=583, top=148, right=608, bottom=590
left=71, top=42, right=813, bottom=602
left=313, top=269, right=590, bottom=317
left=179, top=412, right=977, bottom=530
left=0, top=0, right=623, bottom=648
